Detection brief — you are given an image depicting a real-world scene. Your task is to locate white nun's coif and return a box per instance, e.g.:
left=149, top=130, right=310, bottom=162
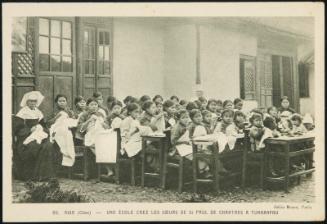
left=20, top=91, right=45, bottom=107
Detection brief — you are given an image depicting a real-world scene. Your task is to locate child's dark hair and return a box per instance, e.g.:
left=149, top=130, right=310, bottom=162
left=123, top=96, right=133, bottom=105
left=179, top=99, right=188, bottom=106
left=233, top=98, right=242, bottom=105
left=140, top=95, right=151, bottom=103
left=223, top=100, right=233, bottom=108
left=170, top=95, right=179, bottom=102
left=129, top=96, right=138, bottom=104
left=175, top=109, right=188, bottom=120
left=142, top=100, right=154, bottom=111
left=290, top=113, right=303, bottom=123
left=281, top=96, right=289, bottom=102
left=249, top=113, right=263, bottom=124
left=267, top=106, right=277, bottom=114
left=153, top=95, right=163, bottom=102
left=189, top=109, right=202, bottom=120
left=186, top=102, right=198, bottom=111
left=110, top=100, right=123, bottom=110
left=55, top=94, right=67, bottom=103
left=263, top=116, right=276, bottom=130
left=216, top=100, right=223, bottom=106
left=198, top=96, right=207, bottom=103
left=127, top=103, right=140, bottom=115
left=107, top=96, right=116, bottom=103
left=221, top=109, right=234, bottom=118
left=93, top=92, right=103, bottom=98
left=163, top=100, right=174, bottom=110
left=86, top=97, right=99, bottom=106
left=74, top=96, right=85, bottom=105
left=234, top=110, right=246, bottom=122
left=250, top=108, right=264, bottom=118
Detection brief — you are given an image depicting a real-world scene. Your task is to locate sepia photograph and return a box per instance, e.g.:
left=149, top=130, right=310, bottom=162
left=2, top=2, right=325, bottom=222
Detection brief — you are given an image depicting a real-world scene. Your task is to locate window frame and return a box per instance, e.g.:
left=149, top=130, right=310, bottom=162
left=36, top=17, right=75, bottom=75
left=240, top=54, right=256, bottom=100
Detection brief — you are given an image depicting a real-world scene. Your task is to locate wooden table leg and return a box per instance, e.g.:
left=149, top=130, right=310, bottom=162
left=141, top=139, right=146, bottom=187
left=284, top=144, right=290, bottom=193
left=83, top=148, right=89, bottom=181
left=161, top=140, right=167, bottom=189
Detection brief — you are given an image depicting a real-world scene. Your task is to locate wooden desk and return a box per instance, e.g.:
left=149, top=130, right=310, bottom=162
left=264, top=134, right=315, bottom=192
left=141, top=134, right=168, bottom=188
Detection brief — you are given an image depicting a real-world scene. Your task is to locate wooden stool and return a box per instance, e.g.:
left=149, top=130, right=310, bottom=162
left=70, top=146, right=91, bottom=181
left=141, top=135, right=167, bottom=188
left=97, top=128, right=137, bottom=185
left=192, top=141, right=220, bottom=193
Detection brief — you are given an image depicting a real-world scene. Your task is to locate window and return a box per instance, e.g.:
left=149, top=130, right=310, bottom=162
left=38, top=18, right=72, bottom=72
left=298, top=62, right=310, bottom=97
left=240, top=55, right=256, bottom=100
left=98, top=31, right=110, bottom=75
left=83, top=28, right=96, bottom=74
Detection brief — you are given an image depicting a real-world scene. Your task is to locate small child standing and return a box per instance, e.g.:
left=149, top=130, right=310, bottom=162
left=249, top=113, right=265, bottom=152
left=93, top=92, right=108, bottom=117
left=106, top=100, right=124, bottom=129
left=201, top=110, right=214, bottom=134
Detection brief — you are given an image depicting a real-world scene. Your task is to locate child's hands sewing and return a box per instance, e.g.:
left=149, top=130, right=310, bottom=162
left=30, top=125, right=37, bottom=132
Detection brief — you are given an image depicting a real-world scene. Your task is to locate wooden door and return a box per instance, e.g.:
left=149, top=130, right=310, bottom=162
left=36, top=17, right=76, bottom=117
left=82, top=27, right=96, bottom=98
left=82, top=27, right=112, bottom=101
left=271, top=55, right=295, bottom=108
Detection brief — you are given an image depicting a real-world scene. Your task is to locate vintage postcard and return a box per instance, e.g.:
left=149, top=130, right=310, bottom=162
left=2, top=2, right=325, bottom=222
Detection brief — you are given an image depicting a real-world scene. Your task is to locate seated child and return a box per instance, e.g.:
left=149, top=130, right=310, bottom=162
left=206, top=99, right=219, bottom=128
left=170, top=95, right=180, bottom=105
left=74, top=96, right=86, bottom=119
left=233, top=98, right=243, bottom=111
left=153, top=95, right=164, bottom=104
left=277, top=111, right=293, bottom=134
left=179, top=99, right=188, bottom=109
left=201, top=110, right=214, bottom=134
left=216, top=100, right=223, bottom=121
left=214, top=109, right=234, bottom=134
left=163, top=100, right=177, bottom=129
left=198, top=96, right=208, bottom=110
left=170, top=109, right=192, bottom=160
left=266, top=106, right=280, bottom=124
left=106, top=96, right=117, bottom=116
left=223, top=100, right=233, bottom=110
left=249, top=113, right=265, bottom=152
left=106, top=100, right=124, bottom=129
left=290, top=113, right=308, bottom=135
left=93, top=92, right=109, bottom=117
left=228, top=110, right=246, bottom=134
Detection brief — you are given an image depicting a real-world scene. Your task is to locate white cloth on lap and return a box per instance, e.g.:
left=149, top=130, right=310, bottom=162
left=95, top=129, right=117, bottom=163
left=175, top=130, right=192, bottom=157
left=49, top=111, right=78, bottom=167
left=23, top=124, right=48, bottom=145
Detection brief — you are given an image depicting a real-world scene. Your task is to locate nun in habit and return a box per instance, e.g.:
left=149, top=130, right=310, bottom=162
left=13, top=91, right=61, bottom=181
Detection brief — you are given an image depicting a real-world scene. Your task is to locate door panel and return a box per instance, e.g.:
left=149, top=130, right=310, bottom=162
left=38, top=75, right=54, bottom=117
left=282, top=56, right=294, bottom=108
left=54, top=76, right=74, bottom=108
